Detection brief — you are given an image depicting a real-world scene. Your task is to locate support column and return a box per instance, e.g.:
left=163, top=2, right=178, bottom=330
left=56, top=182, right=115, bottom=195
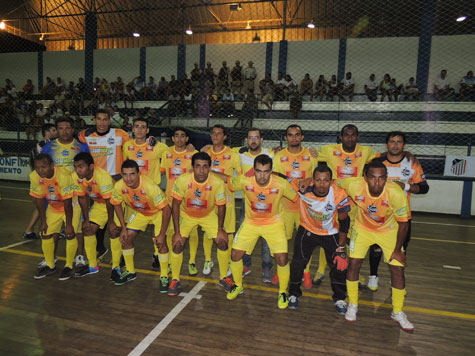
left=416, top=0, right=436, bottom=96
left=278, top=40, right=287, bottom=76
left=177, top=44, right=186, bottom=81
left=84, top=12, right=97, bottom=94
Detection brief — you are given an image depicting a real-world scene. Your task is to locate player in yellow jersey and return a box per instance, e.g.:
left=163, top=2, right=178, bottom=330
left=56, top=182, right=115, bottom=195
left=338, top=161, right=414, bottom=331
left=273, top=124, right=318, bottom=287
left=224, top=154, right=298, bottom=309
left=160, top=127, right=200, bottom=276
left=110, top=160, right=171, bottom=289
left=30, top=154, right=81, bottom=281
left=168, top=152, right=232, bottom=295
left=123, top=117, right=168, bottom=270
left=72, top=152, right=123, bottom=282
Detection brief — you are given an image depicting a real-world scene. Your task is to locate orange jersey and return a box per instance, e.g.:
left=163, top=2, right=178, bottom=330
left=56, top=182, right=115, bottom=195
left=228, top=175, right=297, bottom=225
left=296, top=182, right=350, bottom=235
left=123, top=139, right=168, bottom=184
left=318, top=144, right=378, bottom=179
left=29, top=167, right=73, bottom=213
left=338, top=177, right=409, bottom=233
left=160, top=147, right=198, bottom=201
left=72, top=166, right=114, bottom=204
left=171, top=172, right=226, bottom=219
left=273, top=147, right=318, bottom=212
left=79, top=128, right=130, bottom=176
left=110, top=175, right=168, bottom=216
left=209, top=146, right=242, bottom=207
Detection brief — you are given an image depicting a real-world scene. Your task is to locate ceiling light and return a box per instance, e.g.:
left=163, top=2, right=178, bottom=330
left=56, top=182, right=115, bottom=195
left=39, top=34, right=44, bottom=41
left=230, top=4, right=242, bottom=11
left=252, top=32, right=260, bottom=42
left=246, top=21, right=251, bottom=30
left=456, top=16, right=467, bottom=22
left=307, top=20, right=315, bottom=29
left=133, top=32, right=140, bottom=37
left=0, top=21, right=5, bottom=30
left=185, top=26, right=193, bottom=35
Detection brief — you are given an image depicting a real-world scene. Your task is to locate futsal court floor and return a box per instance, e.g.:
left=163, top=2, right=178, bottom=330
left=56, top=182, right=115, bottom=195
left=0, top=181, right=474, bottom=356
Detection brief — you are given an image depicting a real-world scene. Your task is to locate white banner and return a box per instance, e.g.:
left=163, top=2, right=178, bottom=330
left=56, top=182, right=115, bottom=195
left=0, top=156, right=31, bottom=181
left=444, top=155, right=475, bottom=178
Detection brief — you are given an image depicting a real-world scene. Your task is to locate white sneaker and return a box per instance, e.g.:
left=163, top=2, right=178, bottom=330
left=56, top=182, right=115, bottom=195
left=335, top=300, right=348, bottom=315
left=391, top=311, right=414, bottom=331
left=37, top=257, right=57, bottom=268
left=75, top=255, right=86, bottom=267
left=203, top=260, right=214, bottom=275
left=368, top=275, right=379, bottom=291
left=345, top=303, right=358, bottom=322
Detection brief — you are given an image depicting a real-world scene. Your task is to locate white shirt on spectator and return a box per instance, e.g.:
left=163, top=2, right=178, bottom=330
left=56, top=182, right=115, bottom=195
left=435, top=76, right=450, bottom=89
left=222, top=93, right=234, bottom=101
left=365, top=80, right=378, bottom=90
left=244, top=67, right=257, bottom=80
left=342, top=78, right=355, bottom=88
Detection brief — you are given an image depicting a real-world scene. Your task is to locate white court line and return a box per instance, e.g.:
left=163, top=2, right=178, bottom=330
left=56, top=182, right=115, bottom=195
left=0, top=185, right=29, bottom=190
left=0, top=240, right=33, bottom=251
left=127, top=281, right=207, bottom=356
left=413, top=221, right=475, bottom=228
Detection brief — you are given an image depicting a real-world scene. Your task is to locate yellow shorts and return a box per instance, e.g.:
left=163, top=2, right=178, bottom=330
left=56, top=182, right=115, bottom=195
left=127, top=209, right=164, bottom=236
left=348, top=226, right=404, bottom=267
left=223, top=203, right=236, bottom=233
left=180, top=214, right=218, bottom=240
left=283, top=211, right=300, bottom=240
left=89, top=202, right=120, bottom=228
left=234, top=221, right=288, bottom=254
left=46, top=204, right=82, bottom=235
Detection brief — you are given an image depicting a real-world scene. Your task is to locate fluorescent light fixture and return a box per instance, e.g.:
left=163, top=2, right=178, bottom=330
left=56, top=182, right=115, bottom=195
left=0, top=21, right=5, bottom=30
left=185, top=26, right=193, bottom=35
left=307, top=20, right=315, bottom=29
left=39, top=34, right=44, bottom=41
left=246, top=21, right=251, bottom=30
left=252, top=32, right=260, bottom=42
left=456, top=15, right=467, bottom=22
left=133, top=32, right=140, bottom=37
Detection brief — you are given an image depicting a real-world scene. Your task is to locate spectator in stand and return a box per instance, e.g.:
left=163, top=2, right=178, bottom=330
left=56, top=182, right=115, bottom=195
left=26, top=112, right=44, bottom=140
left=49, top=103, right=64, bottom=120
left=217, top=61, right=230, bottom=95
left=124, top=84, right=136, bottom=108
left=76, top=77, right=86, bottom=95
left=290, top=93, right=302, bottom=119
left=221, top=88, right=235, bottom=117
left=191, top=63, right=203, bottom=93
left=244, top=61, right=257, bottom=94
left=35, top=103, right=47, bottom=118
left=109, top=81, right=118, bottom=102
left=241, top=89, right=258, bottom=120
left=41, top=77, right=55, bottom=99
left=459, top=71, right=475, bottom=101
left=389, top=78, right=403, bottom=101
left=93, top=77, right=101, bottom=93
left=380, top=73, right=393, bottom=102
left=274, top=72, right=286, bottom=100
left=327, top=74, right=339, bottom=101
left=100, top=78, right=110, bottom=97
left=181, top=75, right=192, bottom=96
left=65, top=81, right=75, bottom=99
left=168, top=90, right=182, bottom=117
left=86, top=98, right=99, bottom=115
left=122, top=115, right=132, bottom=131
left=283, top=74, right=298, bottom=100
left=133, top=76, right=146, bottom=99
left=231, top=60, right=243, bottom=98
left=167, top=75, right=179, bottom=96
left=339, top=72, right=355, bottom=102
left=259, top=74, right=274, bottom=96
left=300, top=73, right=314, bottom=101
left=69, top=89, right=83, bottom=116
left=405, top=77, right=420, bottom=101
left=6, top=81, right=18, bottom=100
left=73, top=115, right=86, bottom=131
left=115, top=77, right=125, bottom=98
left=23, top=79, right=35, bottom=99
left=143, top=107, right=160, bottom=125
left=157, top=76, right=168, bottom=99
left=145, top=76, right=157, bottom=100
left=261, top=79, right=274, bottom=111
left=55, top=77, right=65, bottom=95
left=434, top=69, right=455, bottom=101
left=205, top=62, right=217, bottom=91
left=364, top=74, right=378, bottom=102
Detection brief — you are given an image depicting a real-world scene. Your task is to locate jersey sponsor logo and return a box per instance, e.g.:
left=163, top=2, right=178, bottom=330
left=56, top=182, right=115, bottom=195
left=107, top=136, right=115, bottom=145
left=269, top=188, right=279, bottom=194
left=88, top=138, right=98, bottom=145
left=62, top=150, right=69, bottom=157
left=306, top=207, right=331, bottom=221
left=122, top=189, right=129, bottom=194
left=187, top=198, right=207, bottom=209
left=223, top=155, right=231, bottom=160
left=170, top=167, right=184, bottom=178
left=344, top=158, right=352, bottom=165
left=71, top=146, right=80, bottom=151
left=337, top=166, right=356, bottom=178
left=133, top=194, right=140, bottom=201
left=280, top=157, right=289, bottom=162
left=245, top=185, right=255, bottom=192
left=251, top=201, right=271, bottom=213
left=366, top=213, right=384, bottom=224
left=194, top=189, right=202, bottom=198
left=146, top=146, right=153, bottom=151
left=402, top=168, right=411, bottom=177
left=382, top=200, right=389, bottom=207
left=101, top=184, right=112, bottom=190
left=211, top=167, right=225, bottom=173
left=132, top=202, right=145, bottom=209
left=333, top=151, right=342, bottom=157
left=257, top=193, right=266, bottom=201
left=355, top=152, right=362, bottom=158
left=128, top=145, right=135, bottom=150
left=287, top=170, right=304, bottom=179
left=339, top=197, right=349, bottom=207
left=174, top=158, right=182, bottom=166
left=291, top=160, right=300, bottom=169
left=185, top=154, right=192, bottom=159
left=302, top=156, right=310, bottom=161
left=213, top=159, right=220, bottom=166
left=141, top=190, right=146, bottom=195
left=355, top=195, right=365, bottom=202
left=46, top=194, right=58, bottom=201
left=89, top=192, right=98, bottom=198
left=325, top=202, right=334, bottom=212
left=367, top=204, right=378, bottom=214
left=136, top=150, right=143, bottom=158
left=48, top=185, right=55, bottom=193
left=167, top=153, right=172, bottom=158
left=396, top=206, right=408, bottom=215
left=205, top=185, right=212, bottom=191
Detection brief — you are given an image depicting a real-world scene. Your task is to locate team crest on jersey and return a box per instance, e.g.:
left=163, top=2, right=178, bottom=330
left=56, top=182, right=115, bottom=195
left=146, top=146, right=153, bottom=151
left=292, top=160, right=300, bottom=169
left=107, top=137, right=115, bottom=145
left=62, top=150, right=69, bottom=157
left=122, top=189, right=128, bottom=194
left=333, top=151, right=342, bottom=157
left=136, top=150, right=143, bottom=158
left=245, top=186, right=254, bottom=192
left=367, top=204, right=378, bottom=214
left=223, top=155, right=231, bottom=160
left=213, top=159, right=220, bottom=166
left=269, top=188, right=279, bottom=194
left=382, top=200, right=389, bottom=207
left=280, top=157, right=289, bottom=162
left=141, top=190, right=146, bottom=195
left=185, top=154, right=192, bottom=159
left=194, top=189, right=202, bottom=198
left=355, top=196, right=365, bottom=202
left=167, top=153, right=172, bottom=158
left=205, top=185, right=212, bottom=191
left=344, top=158, right=352, bottom=165
left=402, top=168, right=410, bottom=177
left=87, top=186, right=92, bottom=192
left=48, top=186, right=55, bottom=193
left=133, top=194, right=140, bottom=201
left=257, top=193, right=266, bottom=201
left=355, top=152, right=362, bottom=158
left=174, top=158, right=182, bottom=166
left=302, top=156, right=310, bottom=161
left=88, top=139, right=97, bottom=145
left=128, top=145, right=135, bottom=151
left=325, top=202, right=334, bottom=212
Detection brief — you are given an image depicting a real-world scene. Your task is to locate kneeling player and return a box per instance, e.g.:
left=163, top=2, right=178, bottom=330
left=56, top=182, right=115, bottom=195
left=30, top=154, right=81, bottom=280
left=288, top=164, right=350, bottom=314
left=169, top=152, right=232, bottom=296
left=111, top=160, right=171, bottom=289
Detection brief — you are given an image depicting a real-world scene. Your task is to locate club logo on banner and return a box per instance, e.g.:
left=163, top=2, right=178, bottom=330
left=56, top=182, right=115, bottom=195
left=451, top=158, right=466, bottom=176
left=444, top=155, right=475, bottom=178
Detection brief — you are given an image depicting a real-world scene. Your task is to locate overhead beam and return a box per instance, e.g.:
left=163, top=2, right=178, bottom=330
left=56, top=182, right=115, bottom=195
left=288, top=0, right=305, bottom=26
left=201, top=0, right=227, bottom=30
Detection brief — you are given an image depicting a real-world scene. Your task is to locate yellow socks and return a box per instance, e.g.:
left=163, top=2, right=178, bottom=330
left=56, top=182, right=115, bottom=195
left=153, top=240, right=159, bottom=257
left=277, top=263, right=290, bottom=294
left=392, top=287, right=406, bottom=314
left=304, top=255, right=313, bottom=273
left=317, top=247, right=327, bottom=275
left=203, top=234, right=213, bottom=261
left=217, top=248, right=229, bottom=279
left=170, top=251, right=183, bottom=280
left=65, top=238, right=78, bottom=268
left=42, top=238, right=55, bottom=268
left=84, top=235, right=97, bottom=267
left=188, top=229, right=198, bottom=264
left=110, top=237, right=122, bottom=269
left=347, top=280, right=359, bottom=305
left=159, top=253, right=169, bottom=278
left=122, top=248, right=136, bottom=274
left=230, top=260, right=243, bottom=287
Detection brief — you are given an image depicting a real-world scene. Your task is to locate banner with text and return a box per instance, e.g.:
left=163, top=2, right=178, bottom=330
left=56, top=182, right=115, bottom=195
left=0, top=156, right=31, bottom=181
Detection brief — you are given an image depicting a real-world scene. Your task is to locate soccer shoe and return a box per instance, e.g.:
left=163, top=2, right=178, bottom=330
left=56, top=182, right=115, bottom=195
left=391, top=311, right=414, bottom=332
left=23, top=232, right=40, bottom=240
left=97, top=247, right=109, bottom=260
left=219, top=277, right=234, bottom=292
left=58, top=267, right=74, bottom=281
left=75, top=255, right=86, bottom=267
left=358, top=275, right=368, bottom=290
left=114, top=271, right=137, bottom=286
left=288, top=295, right=299, bottom=309
left=243, top=266, right=251, bottom=277
left=226, top=284, right=244, bottom=300
left=271, top=273, right=279, bottom=285
left=302, top=271, right=312, bottom=289
left=335, top=300, right=348, bottom=315
left=188, top=263, right=198, bottom=276
left=203, top=260, right=214, bottom=275
left=74, top=265, right=99, bottom=277
left=34, top=266, right=56, bottom=279
left=110, top=268, right=121, bottom=283
left=312, top=273, right=326, bottom=286
left=160, top=277, right=169, bottom=293
left=167, top=279, right=181, bottom=296
left=368, top=275, right=379, bottom=291
left=37, top=257, right=57, bottom=269
left=119, top=255, right=126, bottom=268
left=262, top=268, right=272, bottom=283
left=345, top=303, right=358, bottom=322
left=278, top=293, right=289, bottom=309
left=152, top=255, right=160, bottom=270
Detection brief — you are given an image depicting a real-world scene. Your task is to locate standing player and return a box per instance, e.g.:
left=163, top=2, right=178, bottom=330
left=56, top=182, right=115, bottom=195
left=29, top=154, right=81, bottom=280
left=110, top=160, right=171, bottom=289
left=225, top=154, right=298, bottom=309
left=273, top=124, right=318, bottom=286
left=123, top=117, right=168, bottom=270
left=169, top=152, right=232, bottom=295
left=339, top=161, right=414, bottom=331
left=72, top=152, right=123, bottom=281
left=288, top=163, right=350, bottom=313
left=367, top=131, right=429, bottom=290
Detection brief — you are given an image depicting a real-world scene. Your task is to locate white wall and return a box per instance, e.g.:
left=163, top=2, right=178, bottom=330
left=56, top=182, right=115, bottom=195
left=411, top=179, right=463, bottom=214
left=0, top=52, right=38, bottom=93
left=94, top=48, right=140, bottom=83
left=185, top=45, right=201, bottom=77
left=346, top=37, right=419, bottom=93
left=147, top=46, right=177, bottom=81
left=287, top=40, right=339, bottom=85
left=428, top=35, right=475, bottom=93
left=44, top=50, right=84, bottom=85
